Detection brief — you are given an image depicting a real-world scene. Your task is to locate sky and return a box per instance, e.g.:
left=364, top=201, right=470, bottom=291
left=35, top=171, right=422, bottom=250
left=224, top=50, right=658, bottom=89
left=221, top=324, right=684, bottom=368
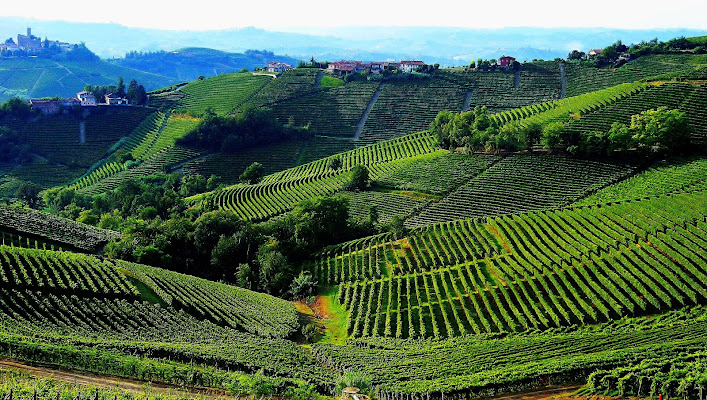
left=1, top=0, right=706, bottom=31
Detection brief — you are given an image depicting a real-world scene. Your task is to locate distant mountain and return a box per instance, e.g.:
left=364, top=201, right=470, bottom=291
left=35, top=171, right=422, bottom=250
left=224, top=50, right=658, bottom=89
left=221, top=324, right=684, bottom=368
left=2, top=17, right=705, bottom=65
left=108, top=48, right=302, bottom=82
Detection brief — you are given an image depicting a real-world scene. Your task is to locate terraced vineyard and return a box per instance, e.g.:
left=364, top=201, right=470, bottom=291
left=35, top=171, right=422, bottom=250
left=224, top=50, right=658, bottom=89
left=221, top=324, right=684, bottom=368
left=268, top=81, right=379, bottom=137
left=358, top=81, right=467, bottom=143
left=123, top=261, right=299, bottom=338
left=77, top=145, right=203, bottom=195
left=199, top=132, right=439, bottom=219
left=564, top=54, right=705, bottom=97
left=577, top=156, right=707, bottom=205
left=247, top=69, right=321, bottom=107
left=406, top=154, right=636, bottom=227
left=313, top=309, right=707, bottom=398
left=340, top=190, right=432, bottom=225
left=564, top=82, right=700, bottom=138
left=177, top=73, right=272, bottom=115
left=0, top=246, right=332, bottom=389
left=317, top=190, right=707, bottom=339
left=374, top=151, right=500, bottom=195
left=182, top=140, right=306, bottom=185
left=72, top=114, right=201, bottom=193
left=0, top=206, right=118, bottom=252
left=20, top=108, right=154, bottom=168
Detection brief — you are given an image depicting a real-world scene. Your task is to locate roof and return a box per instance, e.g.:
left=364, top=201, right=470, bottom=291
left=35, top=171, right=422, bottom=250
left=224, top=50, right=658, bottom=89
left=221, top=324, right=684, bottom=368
left=77, top=91, right=92, bottom=95
left=499, top=55, right=516, bottom=60
left=589, top=49, right=603, bottom=54
left=400, top=60, right=425, bottom=65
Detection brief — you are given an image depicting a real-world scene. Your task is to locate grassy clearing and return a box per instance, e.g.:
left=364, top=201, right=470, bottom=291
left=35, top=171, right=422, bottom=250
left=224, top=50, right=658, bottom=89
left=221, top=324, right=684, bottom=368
left=312, top=286, right=349, bottom=345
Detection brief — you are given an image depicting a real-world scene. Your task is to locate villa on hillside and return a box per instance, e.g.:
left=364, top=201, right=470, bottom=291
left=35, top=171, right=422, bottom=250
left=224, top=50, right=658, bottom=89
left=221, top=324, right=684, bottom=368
left=104, top=93, right=128, bottom=105
left=399, top=60, right=425, bottom=73
left=77, top=91, right=97, bottom=106
left=588, top=49, right=603, bottom=57
left=267, top=62, right=293, bottom=73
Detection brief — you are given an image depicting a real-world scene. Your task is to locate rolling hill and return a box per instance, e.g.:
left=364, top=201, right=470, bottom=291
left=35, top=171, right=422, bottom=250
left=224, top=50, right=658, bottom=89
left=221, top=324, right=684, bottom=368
left=1, top=39, right=707, bottom=400
left=0, top=57, right=178, bottom=103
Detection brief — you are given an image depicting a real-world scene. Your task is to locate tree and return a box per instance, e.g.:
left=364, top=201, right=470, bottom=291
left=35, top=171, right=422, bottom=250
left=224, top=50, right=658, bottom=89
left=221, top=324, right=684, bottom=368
left=0, top=97, right=32, bottom=119
left=541, top=121, right=567, bottom=149
left=328, top=157, right=342, bottom=171
left=567, top=50, right=586, bottom=61
left=240, top=162, right=265, bottom=184
left=347, top=165, right=370, bottom=190
left=116, top=77, right=126, bottom=98
left=15, top=182, right=41, bottom=208
left=257, top=248, right=291, bottom=295
left=126, top=79, right=147, bottom=105
left=289, top=271, right=317, bottom=300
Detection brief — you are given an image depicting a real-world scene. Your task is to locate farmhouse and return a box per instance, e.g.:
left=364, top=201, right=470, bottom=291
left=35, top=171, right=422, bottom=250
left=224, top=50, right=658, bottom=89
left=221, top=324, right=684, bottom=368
left=267, top=62, right=293, bottom=73
left=327, top=60, right=367, bottom=76
left=29, top=99, right=61, bottom=115
left=77, top=91, right=97, bottom=106
left=499, top=56, right=516, bottom=68
left=29, top=97, right=81, bottom=114
left=104, top=93, right=129, bottom=105
left=399, top=60, right=425, bottom=72
left=588, top=49, right=603, bottom=57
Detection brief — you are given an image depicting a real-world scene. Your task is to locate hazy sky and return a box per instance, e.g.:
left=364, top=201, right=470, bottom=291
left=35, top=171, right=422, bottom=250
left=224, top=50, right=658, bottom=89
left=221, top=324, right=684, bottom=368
left=2, top=0, right=706, bottom=31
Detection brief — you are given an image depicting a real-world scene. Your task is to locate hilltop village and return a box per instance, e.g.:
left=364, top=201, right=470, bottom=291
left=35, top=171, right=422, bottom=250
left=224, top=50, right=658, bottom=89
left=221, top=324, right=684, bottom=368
left=0, top=28, right=74, bottom=56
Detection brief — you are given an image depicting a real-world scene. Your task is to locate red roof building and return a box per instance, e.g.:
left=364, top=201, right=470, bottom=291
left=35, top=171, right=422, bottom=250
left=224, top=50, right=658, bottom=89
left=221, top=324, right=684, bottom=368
left=499, top=56, right=516, bottom=68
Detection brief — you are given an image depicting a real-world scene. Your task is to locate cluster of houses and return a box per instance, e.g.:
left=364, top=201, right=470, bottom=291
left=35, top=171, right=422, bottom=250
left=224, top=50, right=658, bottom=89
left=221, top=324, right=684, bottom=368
left=264, top=59, right=429, bottom=76
left=266, top=62, right=294, bottom=73
left=1, top=28, right=73, bottom=55
left=29, top=91, right=129, bottom=115
left=326, top=60, right=426, bottom=76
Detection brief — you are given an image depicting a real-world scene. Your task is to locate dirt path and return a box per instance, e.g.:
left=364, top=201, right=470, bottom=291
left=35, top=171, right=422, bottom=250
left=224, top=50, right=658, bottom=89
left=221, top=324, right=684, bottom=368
left=0, top=359, right=228, bottom=397
left=514, top=69, right=521, bottom=88
left=315, top=70, right=324, bottom=88
left=79, top=120, right=86, bottom=144
left=354, top=82, right=385, bottom=140
left=559, top=62, right=566, bottom=99
left=28, top=68, right=47, bottom=97
left=483, top=385, right=584, bottom=400
left=462, top=89, right=473, bottom=111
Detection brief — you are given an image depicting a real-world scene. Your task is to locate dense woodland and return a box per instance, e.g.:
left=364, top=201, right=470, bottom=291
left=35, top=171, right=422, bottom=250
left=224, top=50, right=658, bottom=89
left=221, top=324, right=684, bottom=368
left=0, top=34, right=706, bottom=400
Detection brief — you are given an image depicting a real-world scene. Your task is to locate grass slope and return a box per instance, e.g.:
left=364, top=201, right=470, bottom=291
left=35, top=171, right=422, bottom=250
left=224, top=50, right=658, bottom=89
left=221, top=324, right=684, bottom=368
left=0, top=57, right=177, bottom=102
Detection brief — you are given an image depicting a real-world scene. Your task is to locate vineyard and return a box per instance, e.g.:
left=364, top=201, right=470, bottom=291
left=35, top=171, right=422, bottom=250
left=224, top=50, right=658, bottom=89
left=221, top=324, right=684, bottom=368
left=316, top=190, right=707, bottom=340
left=564, top=54, right=706, bottom=97
left=577, top=156, right=707, bottom=205
left=406, top=154, right=636, bottom=227
left=19, top=107, right=154, bottom=168
left=313, top=308, right=707, bottom=398
left=71, top=113, right=202, bottom=193
left=0, top=245, right=331, bottom=389
left=3, top=44, right=707, bottom=400
left=176, top=73, right=272, bottom=115
left=0, top=206, right=118, bottom=252
left=198, top=132, right=440, bottom=220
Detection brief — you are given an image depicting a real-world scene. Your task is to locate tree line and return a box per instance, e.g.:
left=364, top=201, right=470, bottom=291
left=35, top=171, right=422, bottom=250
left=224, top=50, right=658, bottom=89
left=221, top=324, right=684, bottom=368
left=431, top=106, right=692, bottom=156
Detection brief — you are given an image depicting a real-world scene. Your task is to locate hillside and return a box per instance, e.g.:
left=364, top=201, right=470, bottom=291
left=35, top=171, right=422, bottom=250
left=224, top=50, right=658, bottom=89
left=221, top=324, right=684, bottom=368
left=2, top=38, right=707, bottom=400
left=110, top=48, right=301, bottom=82
left=0, top=57, right=177, bottom=103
